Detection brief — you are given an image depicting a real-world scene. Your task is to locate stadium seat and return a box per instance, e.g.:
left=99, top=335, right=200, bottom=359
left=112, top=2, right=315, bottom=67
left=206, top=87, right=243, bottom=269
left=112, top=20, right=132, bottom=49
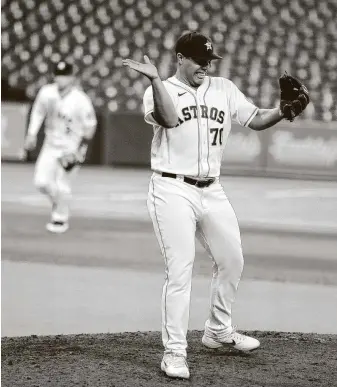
left=1, top=0, right=336, bottom=121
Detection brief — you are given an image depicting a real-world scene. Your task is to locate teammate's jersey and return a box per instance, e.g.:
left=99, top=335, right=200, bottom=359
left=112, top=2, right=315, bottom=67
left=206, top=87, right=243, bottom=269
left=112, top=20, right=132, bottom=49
left=28, top=83, right=97, bottom=151
left=143, top=76, right=258, bottom=177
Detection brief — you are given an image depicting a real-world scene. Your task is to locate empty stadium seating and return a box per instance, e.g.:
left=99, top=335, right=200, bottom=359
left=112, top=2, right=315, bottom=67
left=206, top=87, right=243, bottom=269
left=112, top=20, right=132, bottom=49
left=1, top=0, right=336, bottom=121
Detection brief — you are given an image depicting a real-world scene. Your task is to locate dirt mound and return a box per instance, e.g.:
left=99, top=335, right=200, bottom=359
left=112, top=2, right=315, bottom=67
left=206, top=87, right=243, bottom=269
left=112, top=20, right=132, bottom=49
left=2, top=331, right=336, bottom=387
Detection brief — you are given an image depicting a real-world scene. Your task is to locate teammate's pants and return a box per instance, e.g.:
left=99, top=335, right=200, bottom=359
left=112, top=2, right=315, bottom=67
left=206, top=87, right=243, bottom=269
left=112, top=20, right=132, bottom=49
left=34, top=143, right=78, bottom=223
left=147, top=173, right=244, bottom=357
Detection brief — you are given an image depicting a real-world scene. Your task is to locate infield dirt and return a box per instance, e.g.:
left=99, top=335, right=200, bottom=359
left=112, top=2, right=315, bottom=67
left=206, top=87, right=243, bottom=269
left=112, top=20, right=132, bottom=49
left=2, top=331, right=337, bottom=387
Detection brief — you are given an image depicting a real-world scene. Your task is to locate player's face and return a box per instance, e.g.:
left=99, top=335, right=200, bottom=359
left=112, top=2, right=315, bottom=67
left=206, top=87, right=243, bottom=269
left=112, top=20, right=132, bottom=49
left=181, top=57, right=212, bottom=87
left=54, top=75, right=74, bottom=91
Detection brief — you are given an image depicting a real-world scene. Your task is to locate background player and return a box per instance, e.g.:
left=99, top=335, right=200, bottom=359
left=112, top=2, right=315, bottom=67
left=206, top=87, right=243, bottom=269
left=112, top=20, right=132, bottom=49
left=24, top=60, right=97, bottom=233
left=123, top=31, right=309, bottom=379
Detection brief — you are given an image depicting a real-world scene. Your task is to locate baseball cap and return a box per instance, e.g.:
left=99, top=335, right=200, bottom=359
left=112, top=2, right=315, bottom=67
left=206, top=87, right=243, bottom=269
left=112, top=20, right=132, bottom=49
left=54, top=60, right=73, bottom=76
left=175, top=32, right=222, bottom=61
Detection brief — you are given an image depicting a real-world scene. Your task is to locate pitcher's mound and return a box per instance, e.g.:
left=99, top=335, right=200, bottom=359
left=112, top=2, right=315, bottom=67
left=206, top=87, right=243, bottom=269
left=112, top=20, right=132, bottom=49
left=2, top=330, right=336, bottom=387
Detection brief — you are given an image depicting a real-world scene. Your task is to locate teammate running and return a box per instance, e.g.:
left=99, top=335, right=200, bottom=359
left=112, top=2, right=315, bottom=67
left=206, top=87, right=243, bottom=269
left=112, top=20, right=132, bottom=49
left=123, top=31, right=309, bottom=379
left=24, top=60, right=97, bottom=233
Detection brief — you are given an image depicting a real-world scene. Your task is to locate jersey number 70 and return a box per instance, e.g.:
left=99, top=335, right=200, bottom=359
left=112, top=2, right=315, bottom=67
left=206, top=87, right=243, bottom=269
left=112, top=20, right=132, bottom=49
left=210, top=128, right=223, bottom=146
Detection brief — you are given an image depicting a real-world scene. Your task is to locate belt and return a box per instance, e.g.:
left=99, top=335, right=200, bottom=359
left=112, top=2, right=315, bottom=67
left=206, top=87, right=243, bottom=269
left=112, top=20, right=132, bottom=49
left=161, top=172, right=215, bottom=188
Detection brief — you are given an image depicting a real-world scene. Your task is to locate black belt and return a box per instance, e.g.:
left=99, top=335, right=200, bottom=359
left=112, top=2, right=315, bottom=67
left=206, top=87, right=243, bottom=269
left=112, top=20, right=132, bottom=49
left=161, top=172, right=215, bottom=188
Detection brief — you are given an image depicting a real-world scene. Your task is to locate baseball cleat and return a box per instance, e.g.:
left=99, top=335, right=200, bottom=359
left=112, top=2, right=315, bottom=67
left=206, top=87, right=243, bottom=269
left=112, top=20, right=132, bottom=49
left=202, top=326, right=260, bottom=352
left=161, top=353, right=190, bottom=379
left=46, top=221, right=69, bottom=234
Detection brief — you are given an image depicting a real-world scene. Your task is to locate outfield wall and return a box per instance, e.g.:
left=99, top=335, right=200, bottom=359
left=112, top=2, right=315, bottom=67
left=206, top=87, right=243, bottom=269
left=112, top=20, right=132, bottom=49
left=2, top=102, right=336, bottom=180
left=220, top=120, right=337, bottom=180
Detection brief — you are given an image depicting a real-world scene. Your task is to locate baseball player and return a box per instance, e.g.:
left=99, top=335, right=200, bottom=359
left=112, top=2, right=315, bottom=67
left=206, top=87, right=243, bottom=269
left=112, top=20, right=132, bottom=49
left=123, top=32, right=309, bottom=379
left=24, top=60, right=97, bottom=233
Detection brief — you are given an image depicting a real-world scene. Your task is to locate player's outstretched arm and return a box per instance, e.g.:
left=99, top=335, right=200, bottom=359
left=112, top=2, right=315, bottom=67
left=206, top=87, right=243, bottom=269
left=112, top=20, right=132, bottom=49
left=24, top=88, right=47, bottom=151
left=80, top=97, right=97, bottom=142
left=123, top=55, right=178, bottom=128
left=248, top=108, right=284, bottom=131
left=66, top=96, right=98, bottom=169
left=249, top=72, right=309, bottom=131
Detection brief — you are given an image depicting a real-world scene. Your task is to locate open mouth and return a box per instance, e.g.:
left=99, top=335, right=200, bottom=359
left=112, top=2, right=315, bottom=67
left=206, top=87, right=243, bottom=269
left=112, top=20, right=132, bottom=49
left=195, top=71, right=206, bottom=79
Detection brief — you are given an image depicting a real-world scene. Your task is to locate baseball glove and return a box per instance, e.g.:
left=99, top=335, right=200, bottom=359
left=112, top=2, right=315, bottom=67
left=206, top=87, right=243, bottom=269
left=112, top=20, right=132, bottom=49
left=58, top=150, right=85, bottom=172
left=279, top=72, right=310, bottom=121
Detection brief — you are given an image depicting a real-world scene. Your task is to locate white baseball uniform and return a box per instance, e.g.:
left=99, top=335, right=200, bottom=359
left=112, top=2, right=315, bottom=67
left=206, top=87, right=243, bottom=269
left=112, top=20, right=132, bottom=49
left=144, top=75, right=258, bottom=357
left=27, top=83, right=97, bottom=223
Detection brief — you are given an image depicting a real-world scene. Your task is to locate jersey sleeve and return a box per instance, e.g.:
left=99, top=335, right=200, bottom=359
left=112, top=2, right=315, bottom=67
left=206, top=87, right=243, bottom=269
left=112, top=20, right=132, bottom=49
left=27, top=86, right=49, bottom=136
left=80, top=95, right=97, bottom=139
left=143, top=83, right=178, bottom=126
left=228, top=81, right=258, bottom=127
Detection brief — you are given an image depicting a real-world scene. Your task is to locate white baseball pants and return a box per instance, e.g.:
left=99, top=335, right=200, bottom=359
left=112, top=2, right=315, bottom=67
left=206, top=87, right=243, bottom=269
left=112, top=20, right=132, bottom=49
left=34, top=143, right=78, bottom=223
left=147, top=173, right=244, bottom=357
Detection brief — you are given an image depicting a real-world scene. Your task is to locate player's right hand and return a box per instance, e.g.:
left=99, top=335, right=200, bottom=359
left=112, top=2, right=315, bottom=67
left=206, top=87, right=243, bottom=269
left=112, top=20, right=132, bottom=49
left=122, top=55, right=159, bottom=80
left=24, top=135, right=37, bottom=151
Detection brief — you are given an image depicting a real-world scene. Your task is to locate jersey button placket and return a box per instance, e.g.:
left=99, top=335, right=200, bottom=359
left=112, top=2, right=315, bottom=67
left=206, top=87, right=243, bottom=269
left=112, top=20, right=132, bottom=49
left=195, top=96, right=202, bottom=177
left=196, top=94, right=204, bottom=177
left=198, top=93, right=208, bottom=178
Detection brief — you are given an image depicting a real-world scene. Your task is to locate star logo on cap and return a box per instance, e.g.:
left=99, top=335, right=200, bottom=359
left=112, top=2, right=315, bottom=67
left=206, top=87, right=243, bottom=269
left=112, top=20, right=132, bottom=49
left=205, top=42, right=212, bottom=51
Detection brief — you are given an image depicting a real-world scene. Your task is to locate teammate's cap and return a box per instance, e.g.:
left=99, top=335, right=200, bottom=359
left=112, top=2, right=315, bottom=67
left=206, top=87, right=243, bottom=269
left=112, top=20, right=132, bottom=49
left=175, top=32, right=222, bottom=60
left=54, top=61, right=73, bottom=76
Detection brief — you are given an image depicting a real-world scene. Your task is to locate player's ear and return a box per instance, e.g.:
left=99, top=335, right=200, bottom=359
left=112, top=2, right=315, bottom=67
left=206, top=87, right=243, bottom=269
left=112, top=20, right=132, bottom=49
left=177, top=53, right=184, bottom=65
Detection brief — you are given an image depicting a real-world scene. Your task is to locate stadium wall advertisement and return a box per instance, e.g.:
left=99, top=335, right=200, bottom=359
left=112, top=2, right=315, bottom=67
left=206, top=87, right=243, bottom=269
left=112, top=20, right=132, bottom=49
left=263, top=125, right=337, bottom=179
left=220, top=120, right=337, bottom=180
left=220, top=123, right=267, bottom=175
left=2, top=103, right=336, bottom=181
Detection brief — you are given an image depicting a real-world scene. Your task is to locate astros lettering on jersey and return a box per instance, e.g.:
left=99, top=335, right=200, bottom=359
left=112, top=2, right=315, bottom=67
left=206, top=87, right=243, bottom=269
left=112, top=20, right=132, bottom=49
left=143, top=76, right=258, bottom=177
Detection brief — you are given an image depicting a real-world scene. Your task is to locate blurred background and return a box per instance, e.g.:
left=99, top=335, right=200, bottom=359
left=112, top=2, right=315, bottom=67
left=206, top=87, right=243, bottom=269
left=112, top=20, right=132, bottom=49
left=1, top=0, right=337, bottom=177
left=1, top=0, right=337, bottom=338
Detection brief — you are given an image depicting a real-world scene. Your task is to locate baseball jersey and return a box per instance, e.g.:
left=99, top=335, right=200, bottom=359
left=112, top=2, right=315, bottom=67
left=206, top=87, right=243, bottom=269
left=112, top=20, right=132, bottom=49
left=143, top=76, right=258, bottom=177
left=28, top=84, right=97, bottom=151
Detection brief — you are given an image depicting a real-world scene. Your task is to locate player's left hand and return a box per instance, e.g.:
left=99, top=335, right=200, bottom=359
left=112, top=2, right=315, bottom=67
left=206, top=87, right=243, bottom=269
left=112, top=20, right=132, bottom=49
left=24, top=134, right=37, bottom=151
left=122, top=55, right=159, bottom=80
left=279, top=72, right=310, bottom=121
left=58, top=151, right=85, bottom=172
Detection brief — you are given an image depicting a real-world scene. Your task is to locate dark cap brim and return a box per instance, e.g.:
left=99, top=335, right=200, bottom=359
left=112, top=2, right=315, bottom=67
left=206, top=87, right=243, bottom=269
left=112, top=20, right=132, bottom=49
left=188, top=52, right=223, bottom=62
left=210, top=52, right=222, bottom=60
left=194, top=52, right=222, bottom=60
left=54, top=71, right=73, bottom=76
